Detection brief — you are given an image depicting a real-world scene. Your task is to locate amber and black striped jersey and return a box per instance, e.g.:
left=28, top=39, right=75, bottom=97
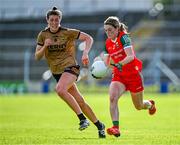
left=36, top=27, right=80, bottom=74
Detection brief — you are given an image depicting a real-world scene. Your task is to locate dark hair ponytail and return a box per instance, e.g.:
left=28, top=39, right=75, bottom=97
left=52, top=7, right=57, bottom=11
left=120, top=23, right=128, bottom=32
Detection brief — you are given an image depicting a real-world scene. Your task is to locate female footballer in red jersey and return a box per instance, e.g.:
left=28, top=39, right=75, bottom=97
left=98, top=16, right=156, bottom=137
left=35, top=7, right=105, bottom=138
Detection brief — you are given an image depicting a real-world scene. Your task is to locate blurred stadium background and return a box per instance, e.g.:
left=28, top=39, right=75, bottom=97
left=0, top=0, right=180, bottom=94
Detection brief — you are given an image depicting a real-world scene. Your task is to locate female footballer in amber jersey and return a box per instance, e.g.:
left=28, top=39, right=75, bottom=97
left=35, top=6, right=105, bottom=138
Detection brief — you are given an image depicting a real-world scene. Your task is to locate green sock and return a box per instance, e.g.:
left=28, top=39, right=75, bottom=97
left=113, top=121, right=119, bottom=126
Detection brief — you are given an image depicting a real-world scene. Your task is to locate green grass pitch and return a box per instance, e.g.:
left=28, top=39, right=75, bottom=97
left=0, top=92, right=179, bottom=145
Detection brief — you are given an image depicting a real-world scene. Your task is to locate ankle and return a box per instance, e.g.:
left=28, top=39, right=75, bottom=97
left=113, top=125, right=119, bottom=129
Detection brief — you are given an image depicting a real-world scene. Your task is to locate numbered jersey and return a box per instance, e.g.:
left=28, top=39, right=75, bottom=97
left=37, top=27, right=80, bottom=74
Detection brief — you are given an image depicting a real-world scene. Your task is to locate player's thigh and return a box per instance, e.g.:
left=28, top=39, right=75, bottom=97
left=109, top=81, right=126, bottom=100
left=57, top=72, right=77, bottom=90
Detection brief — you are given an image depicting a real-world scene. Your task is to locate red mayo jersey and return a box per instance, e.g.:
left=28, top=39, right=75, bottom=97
left=105, top=31, right=142, bottom=74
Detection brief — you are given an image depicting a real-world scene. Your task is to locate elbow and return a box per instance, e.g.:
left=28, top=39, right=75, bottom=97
left=89, top=35, right=94, bottom=42
left=88, top=35, right=94, bottom=45
left=80, top=32, right=93, bottom=44
left=35, top=54, right=40, bottom=61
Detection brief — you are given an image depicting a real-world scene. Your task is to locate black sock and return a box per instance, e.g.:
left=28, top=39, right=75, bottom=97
left=77, top=113, right=86, bottom=121
left=94, top=120, right=102, bottom=130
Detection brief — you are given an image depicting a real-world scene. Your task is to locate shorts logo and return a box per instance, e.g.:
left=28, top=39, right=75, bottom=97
left=136, top=86, right=142, bottom=90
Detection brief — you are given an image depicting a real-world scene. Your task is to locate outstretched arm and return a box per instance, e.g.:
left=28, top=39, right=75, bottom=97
left=78, top=32, right=93, bottom=66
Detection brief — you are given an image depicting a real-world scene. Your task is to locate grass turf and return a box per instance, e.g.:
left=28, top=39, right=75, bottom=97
left=0, top=92, right=179, bottom=145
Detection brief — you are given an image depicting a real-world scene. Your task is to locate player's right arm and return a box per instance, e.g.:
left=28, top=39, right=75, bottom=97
left=35, top=39, right=52, bottom=60
left=94, top=44, right=108, bottom=61
left=94, top=44, right=113, bottom=67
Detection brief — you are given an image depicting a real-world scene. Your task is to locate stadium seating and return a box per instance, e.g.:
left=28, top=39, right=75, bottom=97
left=0, top=7, right=179, bottom=91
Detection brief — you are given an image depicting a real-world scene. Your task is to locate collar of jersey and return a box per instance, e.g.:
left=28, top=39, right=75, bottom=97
left=111, top=37, right=117, bottom=43
left=48, top=27, right=61, bottom=34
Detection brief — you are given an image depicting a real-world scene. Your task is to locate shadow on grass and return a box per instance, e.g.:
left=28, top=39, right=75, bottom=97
left=63, top=137, right=119, bottom=140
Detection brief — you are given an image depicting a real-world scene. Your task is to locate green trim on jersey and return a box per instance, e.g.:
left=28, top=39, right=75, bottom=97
left=103, top=45, right=108, bottom=53
left=120, top=34, right=132, bottom=48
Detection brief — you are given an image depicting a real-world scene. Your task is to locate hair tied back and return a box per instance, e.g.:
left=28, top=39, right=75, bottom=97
left=52, top=7, right=57, bottom=11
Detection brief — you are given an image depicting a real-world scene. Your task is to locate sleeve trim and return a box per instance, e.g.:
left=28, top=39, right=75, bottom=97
left=37, top=43, right=43, bottom=46
left=124, top=45, right=132, bottom=49
left=77, top=31, right=81, bottom=39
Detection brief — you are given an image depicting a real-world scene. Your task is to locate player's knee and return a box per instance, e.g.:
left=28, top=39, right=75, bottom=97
left=55, top=85, right=67, bottom=97
left=110, top=95, right=118, bottom=104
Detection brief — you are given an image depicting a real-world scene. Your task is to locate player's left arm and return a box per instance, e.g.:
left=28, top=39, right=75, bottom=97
left=118, top=34, right=135, bottom=65
left=78, top=32, right=93, bottom=66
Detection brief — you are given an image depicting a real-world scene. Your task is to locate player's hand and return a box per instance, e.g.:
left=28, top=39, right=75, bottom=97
left=44, top=39, right=52, bottom=47
left=103, top=54, right=111, bottom=66
left=82, top=53, right=89, bottom=66
left=111, top=63, right=123, bottom=71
